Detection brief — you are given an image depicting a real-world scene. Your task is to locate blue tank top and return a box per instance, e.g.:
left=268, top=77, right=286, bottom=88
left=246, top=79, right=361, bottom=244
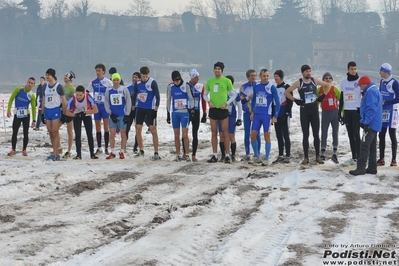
left=253, top=82, right=275, bottom=115
left=188, top=82, right=203, bottom=111
left=91, top=77, right=112, bottom=105
left=380, top=78, right=398, bottom=112
left=136, top=78, right=156, bottom=109
left=108, top=87, right=127, bottom=116
left=171, top=83, right=189, bottom=112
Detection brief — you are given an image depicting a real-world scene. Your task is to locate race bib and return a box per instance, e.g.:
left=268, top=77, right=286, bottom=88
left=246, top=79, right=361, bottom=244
left=392, top=108, right=399, bottom=128
left=345, top=92, right=355, bottom=102
left=305, top=93, right=317, bottom=104
left=138, top=93, right=148, bottom=102
left=174, top=99, right=187, bottom=109
left=213, top=85, right=219, bottom=93
left=16, top=107, right=28, bottom=118
left=46, top=95, right=53, bottom=103
left=110, top=94, right=122, bottom=106
left=95, top=92, right=105, bottom=103
left=382, top=110, right=390, bottom=123
left=328, top=98, right=334, bottom=106
left=256, top=96, right=267, bottom=106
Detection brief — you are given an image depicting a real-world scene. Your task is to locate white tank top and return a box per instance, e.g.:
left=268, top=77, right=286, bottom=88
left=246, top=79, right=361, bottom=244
left=44, top=82, right=62, bottom=109
left=340, top=79, right=361, bottom=110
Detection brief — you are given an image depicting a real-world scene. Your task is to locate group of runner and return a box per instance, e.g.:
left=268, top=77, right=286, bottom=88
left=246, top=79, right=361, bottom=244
left=6, top=61, right=399, bottom=169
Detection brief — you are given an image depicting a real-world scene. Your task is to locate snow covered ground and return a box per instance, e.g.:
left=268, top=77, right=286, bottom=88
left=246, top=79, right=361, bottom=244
left=1, top=72, right=399, bottom=265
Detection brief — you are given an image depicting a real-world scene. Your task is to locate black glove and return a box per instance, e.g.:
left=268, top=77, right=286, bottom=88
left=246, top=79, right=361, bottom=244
left=316, top=94, right=326, bottom=102
left=339, top=115, right=345, bottom=125
left=235, top=119, right=242, bottom=126
left=75, top=112, right=86, bottom=119
left=166, top=112, right=171, bottom=124
left=294, top=98, right=304, bottom=106
left=110, top=113, right=118, bottom=123
left=123, top=115, right=129, bottom=124
left=189, top=109, right=195, bottom=121
left=201, top=113, right=207, bottom=123
left=41, top=113, right=46, bottom=124
left=360, top=123, right=370, bottom=133
left=356, top=107, right=360, bottom=115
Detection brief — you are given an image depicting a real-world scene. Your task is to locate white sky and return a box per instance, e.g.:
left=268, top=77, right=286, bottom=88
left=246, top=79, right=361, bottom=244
left=41, top=0, right=380, bottom=16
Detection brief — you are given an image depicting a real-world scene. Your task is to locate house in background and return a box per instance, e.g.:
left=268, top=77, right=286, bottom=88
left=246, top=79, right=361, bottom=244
left=312, top=42, right=355, bottom=70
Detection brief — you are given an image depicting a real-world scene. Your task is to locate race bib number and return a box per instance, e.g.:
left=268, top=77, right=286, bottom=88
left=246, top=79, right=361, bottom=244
left=256, top=96, right=267, bottom=106
left=110, top=94, right=122, bottom=106
left=16, top=107, right=28, bottom=118
left=305, top=93, right=317, bottom=104
left=46, top=95, right=53, bottom=103
left=95, top=92, right=105, bottom=103
left=213, top=85, right=219, bottom=93
left=174, top=99, right=187, bottom=109
left=138, top=93, right=148, bottom=102
left=345, top=92, right=355, bottom=103
left=382, top=110, right=390, bottom=123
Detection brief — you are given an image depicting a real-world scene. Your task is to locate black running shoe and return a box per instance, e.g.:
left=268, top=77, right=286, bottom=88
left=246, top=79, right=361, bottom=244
left=224, top=156, right=231, bottom=164
left=207, top=155, right=218, bottom=163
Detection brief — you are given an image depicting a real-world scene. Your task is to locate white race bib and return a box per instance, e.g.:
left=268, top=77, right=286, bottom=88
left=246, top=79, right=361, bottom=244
left=138, top=93, right=148, bottom=102
left=46, top=95, right=54, bottom=103
left=95, top=92, right=105, bottom=103
left=345, top=92, right=355, bottom=103
left=305, top=93, right=317, bottom=104
left=16, top=107, right=28, bottom=118
left=213, top=85, right=219, bottom=93
left=110, top=94, right=122, bottom=106
left=174, top=99, right=187, bottom=109
left=256, top=96, right=267, bottom=106
left=328, top=98, right=334, bottom=106
left=382, top=110, right=390, bottom=123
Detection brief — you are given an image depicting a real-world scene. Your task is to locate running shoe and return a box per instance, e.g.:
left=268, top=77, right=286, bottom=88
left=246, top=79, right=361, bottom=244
left=377, top=158, right=385, bottom=166
left=315, top=156, right=324, bottom=164
left=135, top=150, right=144, bottom=157
left=153, top=153, right=161, bottom=160
left=272, top=156, right=285, bottom=164
left=173, top=155, right=181, bottom=162
left=301, top=157, right=309, bottom=165
left=320, top=155, right=326, bottom=161
left=22, top=150, right=28, bottom=156
left=119, top=152, right=125, bottom=159
left=218, top=156, right=225, bottom=162
left=90, top=153, right=99, bottom=159
left=390, top=159, right=397, bottom=167
left=284, top=156, right=290, bottom=163
left=47, top=154, right=56, bottom=160
left=241, top=155, right=250, bottom=161
left=231, top=155, right=236, bottom=162
left=262, top=160, right=269, bottom=166
left=105, top=148, right=109, bottom=155
left=106, top=152, right=116, bottom=159
left=7, top=149, right=15, bottom=156
left=95, top=148, right=102, bottom=155
left=207, top=155, right=218, bottom=163
left=185, top=155, right=192, bottom=162
left=73, top=155, right=82, bottom=160
left=62, top=151, right=71, bottom=159
left=224, top=156, right=231, bottom=164
left=331, top=154, right=339, bottom=164
left=249, top=157, right=262, bottom=165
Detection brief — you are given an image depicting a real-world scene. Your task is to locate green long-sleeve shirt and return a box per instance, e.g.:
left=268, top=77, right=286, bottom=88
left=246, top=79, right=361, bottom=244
left=7, top=86, right=37, bottom=120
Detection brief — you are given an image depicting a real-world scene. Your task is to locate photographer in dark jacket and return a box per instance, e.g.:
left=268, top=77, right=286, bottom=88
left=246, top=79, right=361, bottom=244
left=34, top=76, right=45, bottom=130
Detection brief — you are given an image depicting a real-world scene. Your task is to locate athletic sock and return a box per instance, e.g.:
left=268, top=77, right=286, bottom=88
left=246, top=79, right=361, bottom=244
left=104, top=131, right=109, bottom=149
left=265, top=142, right=271, bottom=160
left=219, top=142, right=225, bottom=157
left=333, top=147, right=337, bottom=155
left=96, top=132, right=102, bottom=148
left=321, top=148, right=326, bottom=156
left=231, top=142, right=236, bottom=156
left=251, top=141, right=259, bottom=158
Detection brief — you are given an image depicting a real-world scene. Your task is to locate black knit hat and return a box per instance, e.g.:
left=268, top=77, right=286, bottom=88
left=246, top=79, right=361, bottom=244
left=301, top=65, right=311, bottom=73
left=322, top=72, right=333, bottom=80
left=46, top=68, right=56, bottom=78
left=171, top=70, right=182, bottom=81
left=274, top=70, right=284, bottom=79
left=214, top=62, right=225, bottom=71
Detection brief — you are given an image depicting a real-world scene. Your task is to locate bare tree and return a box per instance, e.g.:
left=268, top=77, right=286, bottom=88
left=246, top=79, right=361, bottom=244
left=71, top=0, right=91, bottom=18
left=238, top=0, right=266, bottom=20
left=209, top=0, right=237, bottom=32
left=128, top=0, right=157, bottom=17
left=380, top=0, right=399, bottom=12
left=341, top=0, right=369, bottom=13
left=302, top=0, right=319, bottom=22
left=45, top=0, right=68, bottom=19
left=316, top=0, right=331, bottom=23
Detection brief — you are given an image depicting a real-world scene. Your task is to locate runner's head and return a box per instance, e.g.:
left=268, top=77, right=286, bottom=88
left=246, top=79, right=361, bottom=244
left=40, top=76, right=45, bottom=85
left=95, top=63, right=106, bottom=79
left=274, top=70, right=284, bottom=84
left=132, top=72, right=141, bottom=83
left=112, top=73, right=121, bottom=87
left=140, top=66, right=150, bottom=82
left=225, top=75, right=234, bottom=85
left=259, top=69, right=269, bottom=83
left=301, top=65, right=311, bottom=79
left=109, top=67, right=117, bottom=75
left=75, top=85, right=86, bottom=100
left=189, top=69, right=200, bottom=84
left=322, top=72, right=333, bottom=84
left=171, top=70, right=182, bottom=86
left=347, top=61, right=357, bottom=75
left=379, top=63, right=392, bottom=79
left=213, top=61, right=224, bottom=77
left=358, top=75, right=372, bottom=90
left=45, top=68, right=56, bottom=82
left=64, top=71, right=76, bottom=83
left=246, top=69, right=257, bottom=83
left=26, top=77, right=35, bottom=90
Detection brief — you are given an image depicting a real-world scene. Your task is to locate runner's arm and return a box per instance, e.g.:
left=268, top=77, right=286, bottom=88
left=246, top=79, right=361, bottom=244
left=152, top=80, right=160, bottom=111
left=272, top=86, right=280, bottom=118
left=30, top=93, right=37, bottom=120
left=131, top=83, right=137, bottom=109
left=186, top=84, right=194, bottom=109
left=7, top=87, right=19, bottom=113
left=284, top=80, right=300, bottom=101
left=226, top=89, right=237, bottom=105
left=384, top=80, right=399, bottom=105
left=104, top=90, right=111, bottom=115
left=201, top=85, right=207, bottom=114
left=124, top=87, right=132, bottom=115
left=236, top=99, right=242, bottom=119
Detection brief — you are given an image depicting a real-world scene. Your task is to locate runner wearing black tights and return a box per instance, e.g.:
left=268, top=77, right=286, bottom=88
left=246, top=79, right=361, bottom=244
left=284, top=65, right=331, bottom=165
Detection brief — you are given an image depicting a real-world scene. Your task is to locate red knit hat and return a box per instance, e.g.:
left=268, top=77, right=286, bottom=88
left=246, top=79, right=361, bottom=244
left=358, top=76, right=372, bottom=86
